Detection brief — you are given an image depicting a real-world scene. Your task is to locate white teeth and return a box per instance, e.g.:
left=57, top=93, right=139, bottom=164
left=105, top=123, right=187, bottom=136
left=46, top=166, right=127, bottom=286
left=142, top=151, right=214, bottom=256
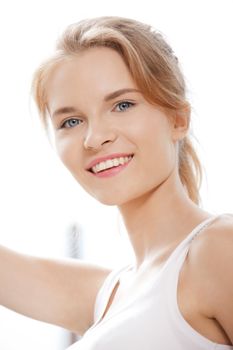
left=106, top=159, right=113, bottom=168
left=113, top=158, right=119, bottom=166
left=98, top=162, right=106, bottom=172
left=91, top=155, right=132, bottom=174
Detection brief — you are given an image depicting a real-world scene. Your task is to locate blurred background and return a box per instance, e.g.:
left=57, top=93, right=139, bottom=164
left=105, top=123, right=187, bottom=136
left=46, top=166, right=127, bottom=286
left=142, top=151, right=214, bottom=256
left=0, top=0, right=232, bottom=349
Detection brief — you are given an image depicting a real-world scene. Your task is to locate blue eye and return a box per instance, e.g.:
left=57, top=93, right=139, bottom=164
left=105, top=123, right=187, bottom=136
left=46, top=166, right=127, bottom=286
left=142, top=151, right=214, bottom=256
left=61, top=118, right=82, bottom=129
left=115, top=101, right=135, bottom=112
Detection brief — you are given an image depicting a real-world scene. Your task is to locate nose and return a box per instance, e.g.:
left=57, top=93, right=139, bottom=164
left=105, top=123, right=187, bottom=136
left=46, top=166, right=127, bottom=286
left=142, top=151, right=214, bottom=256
left=83, top=120, right=117, bottom=151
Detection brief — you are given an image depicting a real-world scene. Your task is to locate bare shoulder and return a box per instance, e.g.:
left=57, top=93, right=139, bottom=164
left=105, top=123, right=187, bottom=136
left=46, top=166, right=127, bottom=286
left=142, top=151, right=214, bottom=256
left=187, top=213, right=233, bottom=343
left=187, top=213, right=233, bottom=289
left=189, top=213, right=233, bottom=261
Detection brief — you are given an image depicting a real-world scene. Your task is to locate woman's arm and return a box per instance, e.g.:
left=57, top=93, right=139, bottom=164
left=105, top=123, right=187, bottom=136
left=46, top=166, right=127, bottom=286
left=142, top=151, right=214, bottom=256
left=188, top=214, right=233, bottom=345
left=206, top=225, right=233, bottom=344
left=0, top=245, right=112, bottom=335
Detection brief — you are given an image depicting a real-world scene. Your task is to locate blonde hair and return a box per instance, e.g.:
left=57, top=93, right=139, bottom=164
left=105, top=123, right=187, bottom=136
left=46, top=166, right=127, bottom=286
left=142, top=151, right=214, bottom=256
left=32, top=16, right=202, bottom=205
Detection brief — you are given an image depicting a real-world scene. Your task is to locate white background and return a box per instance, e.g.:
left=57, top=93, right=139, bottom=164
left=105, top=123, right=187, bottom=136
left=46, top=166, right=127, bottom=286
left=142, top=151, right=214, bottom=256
left=0, top=0, right=232, bottom=349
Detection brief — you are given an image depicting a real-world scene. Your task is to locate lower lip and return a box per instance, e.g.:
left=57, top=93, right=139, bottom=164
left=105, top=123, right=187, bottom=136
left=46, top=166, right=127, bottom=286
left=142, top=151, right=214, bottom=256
left=90, top=159, right=133, bottom=178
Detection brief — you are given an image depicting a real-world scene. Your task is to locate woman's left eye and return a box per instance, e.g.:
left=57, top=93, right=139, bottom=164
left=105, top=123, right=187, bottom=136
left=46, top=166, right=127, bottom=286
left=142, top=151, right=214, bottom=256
left=114, top=101, right=135, bottom=112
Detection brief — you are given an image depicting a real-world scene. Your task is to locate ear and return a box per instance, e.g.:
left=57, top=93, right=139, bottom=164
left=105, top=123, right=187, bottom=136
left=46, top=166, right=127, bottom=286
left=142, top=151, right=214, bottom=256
left=171, top=103, right=190, bottom=142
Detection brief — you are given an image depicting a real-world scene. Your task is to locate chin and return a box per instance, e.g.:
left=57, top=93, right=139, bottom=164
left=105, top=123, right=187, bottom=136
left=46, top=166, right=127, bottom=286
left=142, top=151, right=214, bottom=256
left=92, top=193, right=124, bottom=206
left=90, top=188, right=149, bottom=207
left=86, top=188, right=133, bottom=206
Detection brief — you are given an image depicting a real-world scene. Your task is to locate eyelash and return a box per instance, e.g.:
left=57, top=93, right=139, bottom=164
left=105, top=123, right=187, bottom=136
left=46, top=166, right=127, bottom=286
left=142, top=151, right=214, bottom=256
left=113, top=100, right=135, bottom=112
left=60, top=118, right=83, bottom=129
left=59, top=100, right=135, bottom=129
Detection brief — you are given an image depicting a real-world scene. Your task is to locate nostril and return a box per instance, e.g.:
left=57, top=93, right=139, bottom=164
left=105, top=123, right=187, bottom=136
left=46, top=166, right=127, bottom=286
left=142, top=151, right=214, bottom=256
left=102, top=139, right=112, bottom=145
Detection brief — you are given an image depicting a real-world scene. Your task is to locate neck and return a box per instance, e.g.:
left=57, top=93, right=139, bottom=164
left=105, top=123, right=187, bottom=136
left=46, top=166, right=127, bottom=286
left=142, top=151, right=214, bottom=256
left=118, top=169, right=210, bottom=270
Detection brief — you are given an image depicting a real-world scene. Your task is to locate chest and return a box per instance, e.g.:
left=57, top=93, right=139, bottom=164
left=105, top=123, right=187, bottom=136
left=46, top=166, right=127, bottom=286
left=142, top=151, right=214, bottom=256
left=97, top=260, right=230, bottom=346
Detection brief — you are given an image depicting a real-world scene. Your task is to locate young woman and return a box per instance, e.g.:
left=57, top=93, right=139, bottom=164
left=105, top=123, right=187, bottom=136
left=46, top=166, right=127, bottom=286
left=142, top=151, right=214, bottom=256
left=1, top=16, right=233, bottom=349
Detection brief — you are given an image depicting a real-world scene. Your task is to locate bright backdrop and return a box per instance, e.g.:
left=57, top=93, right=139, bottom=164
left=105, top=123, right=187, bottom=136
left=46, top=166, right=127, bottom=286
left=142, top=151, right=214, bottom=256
left=0, top=1, right=232, bottom=349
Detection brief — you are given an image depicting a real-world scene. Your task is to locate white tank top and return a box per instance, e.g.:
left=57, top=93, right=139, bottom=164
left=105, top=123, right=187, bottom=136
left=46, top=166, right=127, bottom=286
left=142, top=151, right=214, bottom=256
left=67, top=215, right=233, bottom=349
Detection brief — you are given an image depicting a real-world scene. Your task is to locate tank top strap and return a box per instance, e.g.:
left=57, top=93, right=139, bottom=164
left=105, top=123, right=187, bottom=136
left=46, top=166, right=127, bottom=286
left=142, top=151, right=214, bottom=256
left=95, top=214, right=222, bottom=325
left=151, top=214, right=222, bottom=283
left=164, top=214, right=222, bottom=277
left=93, top=264, right=132, bottom=324
left=186, top=214, right=221, bottom=243
left=164, top=213, right=233, bottom=349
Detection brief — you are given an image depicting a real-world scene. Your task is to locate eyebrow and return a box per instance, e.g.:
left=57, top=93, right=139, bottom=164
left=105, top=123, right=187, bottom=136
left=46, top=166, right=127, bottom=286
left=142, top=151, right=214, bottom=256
left=104, top=88, right=141, bottom=102
left=51, top=88, right=141, bottom=119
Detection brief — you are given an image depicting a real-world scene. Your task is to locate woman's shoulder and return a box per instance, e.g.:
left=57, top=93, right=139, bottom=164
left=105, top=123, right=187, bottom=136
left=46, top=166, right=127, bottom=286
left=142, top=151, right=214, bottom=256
left=188, top=212, right=233, bottom=276
left=200, top=212, right=233, bottom=245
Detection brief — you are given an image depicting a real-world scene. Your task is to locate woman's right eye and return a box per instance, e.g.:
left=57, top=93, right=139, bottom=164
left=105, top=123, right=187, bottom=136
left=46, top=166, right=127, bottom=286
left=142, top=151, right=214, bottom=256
left=60, top=118, right=83, bottom=129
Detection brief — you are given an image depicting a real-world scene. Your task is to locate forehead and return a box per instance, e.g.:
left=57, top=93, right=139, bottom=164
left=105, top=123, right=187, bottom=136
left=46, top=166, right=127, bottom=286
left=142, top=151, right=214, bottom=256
left=46, top=47, right=137, bottom=112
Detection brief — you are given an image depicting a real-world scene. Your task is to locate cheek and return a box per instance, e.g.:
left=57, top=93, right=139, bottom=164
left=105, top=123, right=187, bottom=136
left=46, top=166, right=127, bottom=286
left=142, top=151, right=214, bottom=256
left=55, top=136, right=81, bottom=174
left=138, top=126, right=176, bottom=173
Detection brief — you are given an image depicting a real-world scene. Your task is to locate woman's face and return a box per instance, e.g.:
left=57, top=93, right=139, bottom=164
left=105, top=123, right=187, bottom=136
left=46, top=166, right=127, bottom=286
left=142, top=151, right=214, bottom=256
left=47, top=47, right=184, bottom=205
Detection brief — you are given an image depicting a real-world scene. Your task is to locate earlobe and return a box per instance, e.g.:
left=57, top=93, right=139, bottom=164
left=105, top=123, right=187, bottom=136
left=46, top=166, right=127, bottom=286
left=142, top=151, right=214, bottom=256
left=172, top=103, right=191, bottom=141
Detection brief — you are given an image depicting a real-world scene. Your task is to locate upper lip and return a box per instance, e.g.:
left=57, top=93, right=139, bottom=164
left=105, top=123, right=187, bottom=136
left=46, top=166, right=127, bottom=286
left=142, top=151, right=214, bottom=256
left=85, top=153, right=134, bottom=171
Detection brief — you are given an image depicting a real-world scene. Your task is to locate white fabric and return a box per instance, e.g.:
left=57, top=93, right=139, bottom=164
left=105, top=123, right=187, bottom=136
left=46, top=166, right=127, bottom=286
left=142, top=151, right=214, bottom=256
left=67, top=215, right=233, bottom=349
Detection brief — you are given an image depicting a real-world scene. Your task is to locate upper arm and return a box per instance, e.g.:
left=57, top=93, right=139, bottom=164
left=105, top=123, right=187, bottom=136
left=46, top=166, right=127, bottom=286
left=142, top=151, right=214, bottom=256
left=208, top=227, right=233, bottom=344
left=0, top=246, right=112, bottom=336
left=188, top=214, right=233, bottom=344
left=36, top=257, right=112, bottom=335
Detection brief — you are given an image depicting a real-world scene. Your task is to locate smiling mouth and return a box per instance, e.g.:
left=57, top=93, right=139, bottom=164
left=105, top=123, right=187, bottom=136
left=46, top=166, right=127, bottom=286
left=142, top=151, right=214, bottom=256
left=89, top=155, right=134, bottom=174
